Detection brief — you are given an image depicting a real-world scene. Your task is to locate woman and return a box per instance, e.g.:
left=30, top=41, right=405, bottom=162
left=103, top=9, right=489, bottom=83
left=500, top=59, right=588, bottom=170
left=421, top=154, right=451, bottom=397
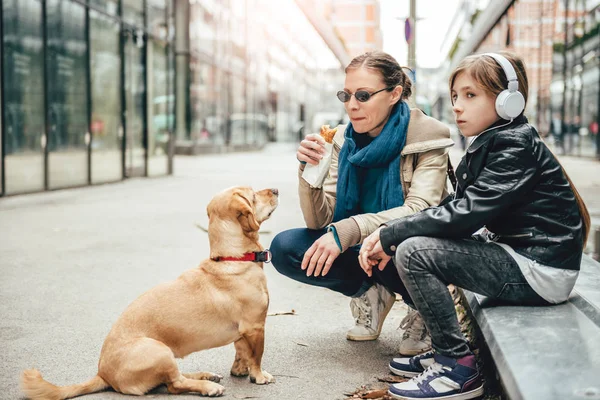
left=270, top=51, right=454, bottom=356
left=360, top=52, right=590, bottom=400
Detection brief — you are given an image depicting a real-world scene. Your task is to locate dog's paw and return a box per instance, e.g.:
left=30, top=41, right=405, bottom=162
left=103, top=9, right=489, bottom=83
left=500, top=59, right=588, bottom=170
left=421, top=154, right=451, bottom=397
left=249, top=370, right=274, bottom=385
left=209, top=373, right=223, bottom=383
left=230, top=366, right=249, bottom=377
left=203, top=381, right=225, bottom=397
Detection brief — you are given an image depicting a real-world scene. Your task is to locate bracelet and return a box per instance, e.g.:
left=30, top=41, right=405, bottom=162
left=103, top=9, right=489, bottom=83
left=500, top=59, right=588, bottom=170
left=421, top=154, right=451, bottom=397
left=327, top=225, right=343, bottom=252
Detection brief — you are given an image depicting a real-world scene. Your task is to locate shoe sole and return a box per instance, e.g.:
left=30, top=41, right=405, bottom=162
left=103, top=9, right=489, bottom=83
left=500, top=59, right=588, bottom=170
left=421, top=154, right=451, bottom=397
left=346, top=294, right=395, bottom=341
left=388, top=385, right=484, bottom=400
left=388, top=364, right=421, bottom=378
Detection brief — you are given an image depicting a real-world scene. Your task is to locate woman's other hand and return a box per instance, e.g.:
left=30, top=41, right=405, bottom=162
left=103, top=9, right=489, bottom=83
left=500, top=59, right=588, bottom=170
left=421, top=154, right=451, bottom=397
left=297, top=133, right=327, bottom=165
left=359, top=228, right=392, bottom=276
left=302, top=231, right=341, bottom=277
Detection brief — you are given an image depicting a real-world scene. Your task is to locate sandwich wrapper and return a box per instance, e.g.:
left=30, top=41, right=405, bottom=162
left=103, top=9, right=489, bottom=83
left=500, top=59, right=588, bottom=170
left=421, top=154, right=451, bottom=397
left=301, top=142, right=333, bottom=188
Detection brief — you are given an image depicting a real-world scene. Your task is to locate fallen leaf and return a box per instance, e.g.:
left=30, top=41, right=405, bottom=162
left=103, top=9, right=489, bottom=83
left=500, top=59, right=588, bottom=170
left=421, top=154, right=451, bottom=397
left=377, top=375, right=409, bottom=383
left=293, top=341, right=309, bottom=347
left=362, top=389, right=388, bottom=398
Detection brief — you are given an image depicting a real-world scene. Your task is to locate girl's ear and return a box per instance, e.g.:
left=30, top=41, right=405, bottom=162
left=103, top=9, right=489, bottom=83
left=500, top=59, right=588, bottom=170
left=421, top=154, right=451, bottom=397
left=390, top=85, right=403, bottom=105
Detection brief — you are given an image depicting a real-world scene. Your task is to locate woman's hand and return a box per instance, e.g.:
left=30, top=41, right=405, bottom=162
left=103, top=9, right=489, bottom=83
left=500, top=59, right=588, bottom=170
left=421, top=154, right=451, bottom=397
left=297, top=133, right=327, bottom=165
left=359, top=228, right=392, bottom=276
left=302, top=231, right=341, bottom=277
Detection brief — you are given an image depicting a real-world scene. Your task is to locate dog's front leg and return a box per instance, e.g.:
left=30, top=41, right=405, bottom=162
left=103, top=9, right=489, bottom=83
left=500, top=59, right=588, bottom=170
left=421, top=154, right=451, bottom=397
left=236, top=328, right=274, bottom=385
left=230, top=339, right=250, bottom=377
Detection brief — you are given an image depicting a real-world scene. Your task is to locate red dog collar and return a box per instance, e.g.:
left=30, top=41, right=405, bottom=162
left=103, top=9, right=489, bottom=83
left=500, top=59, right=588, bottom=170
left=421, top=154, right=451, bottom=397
left=212, top=250, right=272, bottom=263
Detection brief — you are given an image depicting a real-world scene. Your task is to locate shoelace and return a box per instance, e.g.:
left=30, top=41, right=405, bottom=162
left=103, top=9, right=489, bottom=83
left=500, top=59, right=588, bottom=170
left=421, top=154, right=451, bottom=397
left=351, top=294, right=372, bottom=326
left=412, top=350, right=435, bottom=364
left=413, top=362, right=444, bottom=384
left=400, top=309, right=426, bottom=340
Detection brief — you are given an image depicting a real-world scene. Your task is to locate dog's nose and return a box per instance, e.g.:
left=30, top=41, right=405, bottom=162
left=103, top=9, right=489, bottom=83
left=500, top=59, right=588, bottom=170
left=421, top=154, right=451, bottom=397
left=271, top=188, right=279, bottom=196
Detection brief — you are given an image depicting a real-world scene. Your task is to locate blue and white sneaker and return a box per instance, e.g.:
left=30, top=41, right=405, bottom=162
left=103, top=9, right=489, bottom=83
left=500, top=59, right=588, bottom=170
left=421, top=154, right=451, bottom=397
left=388, top=354, right=484, bottom=400
left=389, top=350, right=435, bottom=377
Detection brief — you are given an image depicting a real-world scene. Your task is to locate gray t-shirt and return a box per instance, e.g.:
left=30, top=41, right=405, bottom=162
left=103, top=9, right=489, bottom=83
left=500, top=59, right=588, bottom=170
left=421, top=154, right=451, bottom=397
left=493, top=242, right=578, bottom=304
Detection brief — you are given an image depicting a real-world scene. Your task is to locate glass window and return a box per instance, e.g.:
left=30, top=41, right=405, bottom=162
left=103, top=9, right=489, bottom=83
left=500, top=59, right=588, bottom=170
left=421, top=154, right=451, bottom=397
left=88, top=0, right=118, bottom=16
left=147, top=0, right=167, bottom=39
left=90, top=9, right=122, bottom=183
left=147, top=39, right=169, bottom=176
left=122, top=0, right=144, bottom=26
left=2, top=0, right=45, bottom=194
left=190, top=58, right=218, bottom=145
left=46, top=0, right=89, bottom=189
left=190, top=3, right=216, bottom=56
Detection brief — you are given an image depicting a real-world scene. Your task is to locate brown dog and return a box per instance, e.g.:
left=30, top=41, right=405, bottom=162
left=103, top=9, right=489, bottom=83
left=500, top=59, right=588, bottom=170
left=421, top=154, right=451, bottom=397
left=21, top=186, right=279, bottom=399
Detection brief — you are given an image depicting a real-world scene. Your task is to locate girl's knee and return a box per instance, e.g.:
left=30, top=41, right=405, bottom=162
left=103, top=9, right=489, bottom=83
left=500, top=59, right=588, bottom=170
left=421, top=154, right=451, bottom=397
left=394, top=236, right=437, bottom=275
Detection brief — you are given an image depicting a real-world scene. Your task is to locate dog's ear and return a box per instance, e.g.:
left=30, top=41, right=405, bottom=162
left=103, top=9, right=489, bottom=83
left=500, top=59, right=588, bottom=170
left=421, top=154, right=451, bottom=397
left=233, top=191, right=260, bottom=232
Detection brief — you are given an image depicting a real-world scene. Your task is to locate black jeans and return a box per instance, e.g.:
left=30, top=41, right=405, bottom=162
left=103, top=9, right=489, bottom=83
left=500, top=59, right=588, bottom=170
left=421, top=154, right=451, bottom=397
left=394, top=236, right=549, bottom=358
left=270, top=228, right=414, bottom=305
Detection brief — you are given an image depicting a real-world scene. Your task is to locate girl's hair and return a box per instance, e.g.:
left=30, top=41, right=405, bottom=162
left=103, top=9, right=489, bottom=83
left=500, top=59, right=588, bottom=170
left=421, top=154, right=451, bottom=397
left=449, top=51, right=529, bottom=106
left=345, top=51, right=412, bottom=100
left=450, top=51, right=591, bottom=245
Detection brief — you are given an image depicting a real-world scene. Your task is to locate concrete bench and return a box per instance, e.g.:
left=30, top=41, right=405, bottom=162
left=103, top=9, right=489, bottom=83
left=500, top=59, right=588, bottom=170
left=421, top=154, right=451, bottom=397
left=464, top=255, right=600, bottom=400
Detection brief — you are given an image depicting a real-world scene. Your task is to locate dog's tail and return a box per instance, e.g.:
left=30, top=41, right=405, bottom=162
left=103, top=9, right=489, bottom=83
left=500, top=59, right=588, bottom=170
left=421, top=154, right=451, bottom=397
left=21, top=369, right=109, bottom=400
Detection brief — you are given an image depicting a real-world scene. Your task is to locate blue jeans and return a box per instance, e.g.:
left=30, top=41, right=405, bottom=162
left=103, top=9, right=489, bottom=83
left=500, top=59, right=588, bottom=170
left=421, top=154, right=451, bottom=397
left=270, top=228, right=414, bottom=305
left=394, top=236, right=550, bottom=358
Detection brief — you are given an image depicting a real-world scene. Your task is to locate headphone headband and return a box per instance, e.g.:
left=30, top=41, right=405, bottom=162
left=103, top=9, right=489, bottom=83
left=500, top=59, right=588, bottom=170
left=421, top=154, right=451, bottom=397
left=481, top=52, right=525, bottom=120
left=483, top=53, right=519, bottom=92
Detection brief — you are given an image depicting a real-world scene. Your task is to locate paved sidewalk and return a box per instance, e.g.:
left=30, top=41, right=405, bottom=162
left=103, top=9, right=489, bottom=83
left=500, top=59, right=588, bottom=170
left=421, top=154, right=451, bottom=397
left=1, top=141, right=598, bottom=400
left=1, top=143, right=409, bottom=400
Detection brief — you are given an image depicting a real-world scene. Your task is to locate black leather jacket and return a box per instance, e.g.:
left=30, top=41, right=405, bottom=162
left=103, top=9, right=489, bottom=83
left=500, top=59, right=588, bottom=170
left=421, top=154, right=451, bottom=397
left=380, top=117, right=584, bottom=270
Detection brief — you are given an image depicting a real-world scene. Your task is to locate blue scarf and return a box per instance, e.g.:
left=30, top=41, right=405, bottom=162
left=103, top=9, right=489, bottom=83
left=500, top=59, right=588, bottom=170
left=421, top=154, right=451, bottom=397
left=332, top=101, right=410, bottom=222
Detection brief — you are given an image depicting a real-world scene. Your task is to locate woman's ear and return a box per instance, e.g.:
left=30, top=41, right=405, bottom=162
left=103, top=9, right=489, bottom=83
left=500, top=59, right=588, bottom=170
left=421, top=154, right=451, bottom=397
left=390, top=85, right=403, bottom=105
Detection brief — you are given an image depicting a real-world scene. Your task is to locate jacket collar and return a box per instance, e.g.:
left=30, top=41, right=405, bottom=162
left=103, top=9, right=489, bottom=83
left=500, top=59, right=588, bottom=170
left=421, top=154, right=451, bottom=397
left=467, top=116, right=528, bottom=153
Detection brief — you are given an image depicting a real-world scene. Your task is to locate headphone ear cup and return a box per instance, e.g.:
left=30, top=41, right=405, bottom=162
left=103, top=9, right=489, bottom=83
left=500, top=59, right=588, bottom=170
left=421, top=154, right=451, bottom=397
left=495, top=90, right=525, bottom=120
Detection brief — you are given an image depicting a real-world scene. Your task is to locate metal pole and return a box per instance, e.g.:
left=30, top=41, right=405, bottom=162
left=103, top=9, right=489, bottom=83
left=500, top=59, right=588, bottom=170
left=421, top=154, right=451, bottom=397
left=537, top=0, right=544, bottom=132
left=561, top=0, right=570, bottom=155
left=409, top=0, right=417, bottom=99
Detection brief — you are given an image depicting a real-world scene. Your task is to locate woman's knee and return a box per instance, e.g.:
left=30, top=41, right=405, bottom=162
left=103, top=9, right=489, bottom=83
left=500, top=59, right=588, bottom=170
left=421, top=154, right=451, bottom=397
left=270, top=229, right=304, bottom=275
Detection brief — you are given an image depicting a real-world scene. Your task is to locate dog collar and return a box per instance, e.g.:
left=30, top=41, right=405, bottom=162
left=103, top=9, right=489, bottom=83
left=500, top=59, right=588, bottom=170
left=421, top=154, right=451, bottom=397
left=212, top=250, right=272, bottom=263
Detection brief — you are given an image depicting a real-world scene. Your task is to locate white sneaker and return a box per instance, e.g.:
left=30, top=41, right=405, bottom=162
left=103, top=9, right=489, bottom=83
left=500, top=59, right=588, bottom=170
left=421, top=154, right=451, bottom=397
left=346, top=283, right=395, bottom=341
left=398, top=308, right=432, bottom=356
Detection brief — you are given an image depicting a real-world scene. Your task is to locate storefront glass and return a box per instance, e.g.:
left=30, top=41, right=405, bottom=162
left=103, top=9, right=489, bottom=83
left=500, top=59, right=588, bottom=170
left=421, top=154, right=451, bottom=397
left=2, top=0, right=45, bottom=194
left=123, top=28, right=146, bottom=177
left=147, top=39, right=170, bottom=176
left=122, top=0, right=144, bottom=27
left=46, top=0, right=89, bottom=189
left=90, top=9, right=122, bottom=184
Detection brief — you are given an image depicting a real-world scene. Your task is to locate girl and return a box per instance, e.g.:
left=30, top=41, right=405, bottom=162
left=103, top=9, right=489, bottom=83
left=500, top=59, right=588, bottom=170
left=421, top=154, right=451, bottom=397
left=270, top=51, right=454, bottom=356
left=359, top=52, right=590, bottom=400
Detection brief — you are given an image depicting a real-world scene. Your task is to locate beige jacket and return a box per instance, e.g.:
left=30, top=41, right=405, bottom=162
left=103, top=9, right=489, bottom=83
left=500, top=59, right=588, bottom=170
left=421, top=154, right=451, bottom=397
left=298, top=108, right=453, bottom=252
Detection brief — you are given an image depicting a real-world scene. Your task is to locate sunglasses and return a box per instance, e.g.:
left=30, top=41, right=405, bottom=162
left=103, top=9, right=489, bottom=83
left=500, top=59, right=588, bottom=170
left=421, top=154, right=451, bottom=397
left=336, top=86, right=396, bottom=103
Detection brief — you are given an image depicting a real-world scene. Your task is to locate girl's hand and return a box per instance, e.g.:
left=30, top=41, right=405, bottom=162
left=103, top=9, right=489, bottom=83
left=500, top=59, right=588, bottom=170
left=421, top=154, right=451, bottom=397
left=359, top=228, right=392, bottom=276
left=302, top=231, right=341, bottom=277
left=297, top=133, right=326, bottom=165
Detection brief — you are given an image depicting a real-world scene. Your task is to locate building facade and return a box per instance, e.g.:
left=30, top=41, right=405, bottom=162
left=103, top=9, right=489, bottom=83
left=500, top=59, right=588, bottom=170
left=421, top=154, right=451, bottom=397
left=1, top=0, right=175, bottom=196
left=430, top=0, right=600, bottom=159
left=173, top=0, right=347, bottom=154
left=0, top=0, right=348, bottom=196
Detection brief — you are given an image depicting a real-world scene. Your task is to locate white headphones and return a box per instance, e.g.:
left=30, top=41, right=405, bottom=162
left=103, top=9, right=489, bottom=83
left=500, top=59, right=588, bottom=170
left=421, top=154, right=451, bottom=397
left=483, top=53, right=525, bottom=120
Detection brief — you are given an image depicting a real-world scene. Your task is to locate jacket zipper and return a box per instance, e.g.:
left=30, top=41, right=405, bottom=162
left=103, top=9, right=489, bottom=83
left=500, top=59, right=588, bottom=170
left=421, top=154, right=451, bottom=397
left=500, top=232, right=534, bottom=239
